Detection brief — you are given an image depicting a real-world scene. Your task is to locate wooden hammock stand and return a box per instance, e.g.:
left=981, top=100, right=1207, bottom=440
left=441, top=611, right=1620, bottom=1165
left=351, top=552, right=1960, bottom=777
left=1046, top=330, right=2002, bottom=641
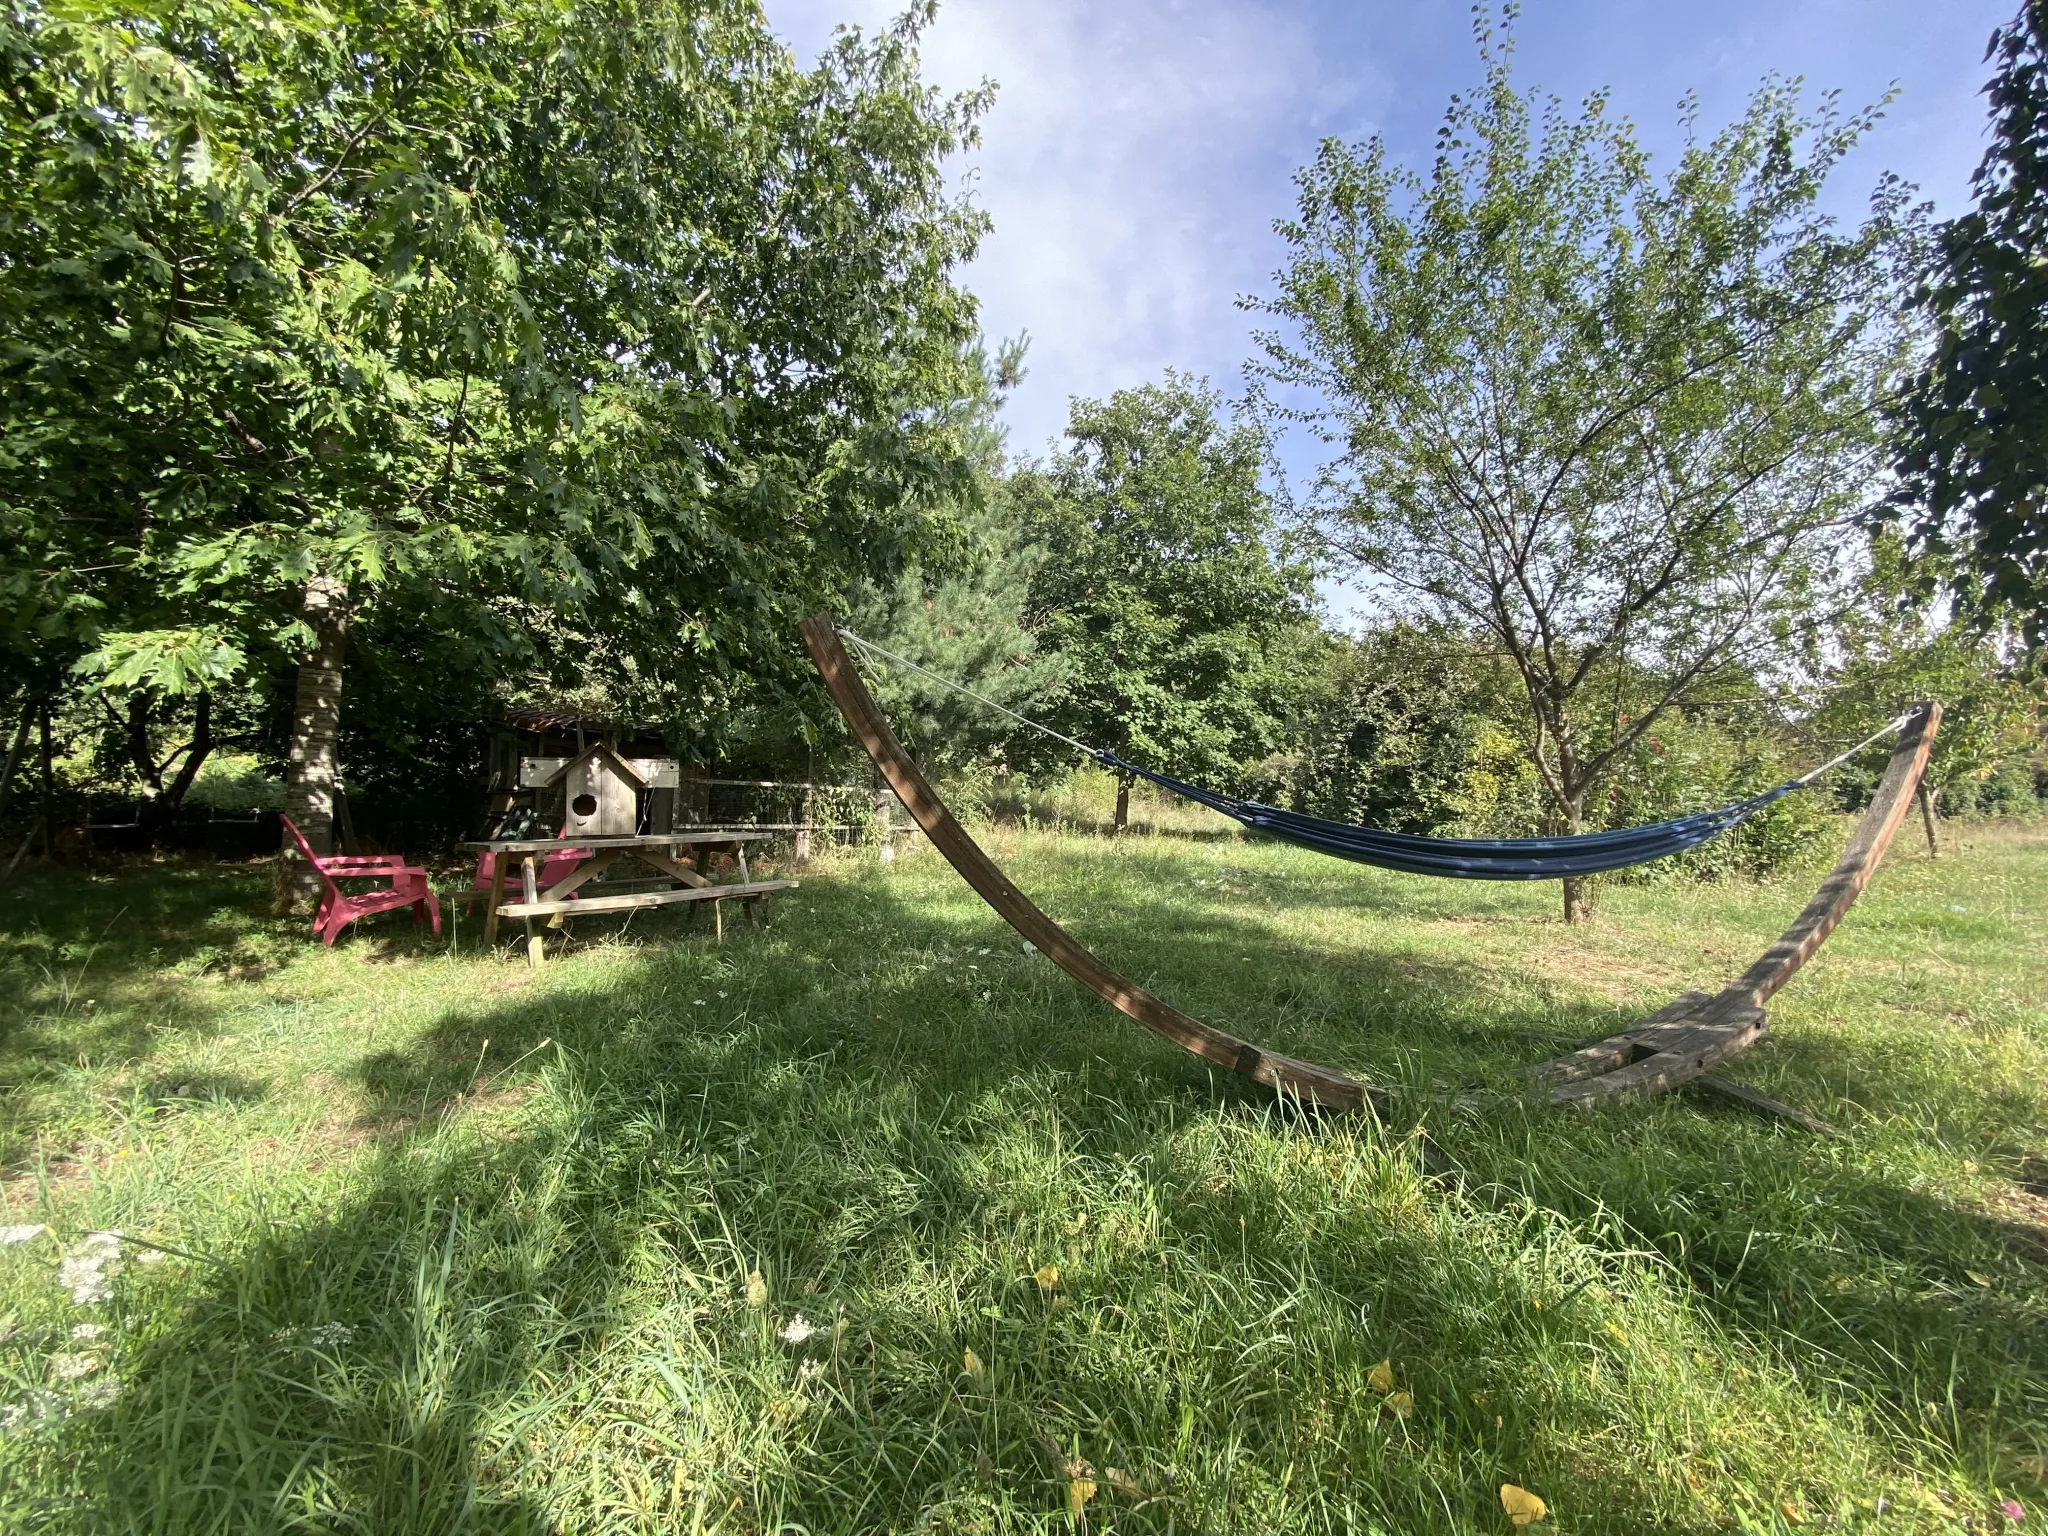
left=804, top=616, right=1939, bottom=1117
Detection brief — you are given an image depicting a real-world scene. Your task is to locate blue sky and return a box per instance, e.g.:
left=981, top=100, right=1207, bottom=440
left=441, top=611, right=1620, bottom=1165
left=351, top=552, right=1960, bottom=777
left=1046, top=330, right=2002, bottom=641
left=765, top=0, right=2011, bottom=468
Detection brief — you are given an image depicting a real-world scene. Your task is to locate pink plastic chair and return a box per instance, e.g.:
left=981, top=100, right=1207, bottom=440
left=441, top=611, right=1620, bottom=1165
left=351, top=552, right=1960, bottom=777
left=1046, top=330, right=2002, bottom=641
left=463, top=843, right=594, bottom=915
left=280, top=814, right=441, bottom=947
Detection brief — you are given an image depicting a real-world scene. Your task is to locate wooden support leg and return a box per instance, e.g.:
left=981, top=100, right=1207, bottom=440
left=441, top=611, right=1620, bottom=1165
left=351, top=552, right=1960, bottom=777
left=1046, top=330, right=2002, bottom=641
left=483, top=854, right=509, bottom=948
left=713, top=897, right=723, bottom=944
left=521, top=855, right=543, bottom=967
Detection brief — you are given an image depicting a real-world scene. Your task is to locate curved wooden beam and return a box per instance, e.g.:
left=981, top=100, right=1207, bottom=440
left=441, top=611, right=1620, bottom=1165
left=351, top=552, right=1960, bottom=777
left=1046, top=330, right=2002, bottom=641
left=1532, top=701, right=1942, bottom=1109
left=802, top=616, right=1377, bottom=1112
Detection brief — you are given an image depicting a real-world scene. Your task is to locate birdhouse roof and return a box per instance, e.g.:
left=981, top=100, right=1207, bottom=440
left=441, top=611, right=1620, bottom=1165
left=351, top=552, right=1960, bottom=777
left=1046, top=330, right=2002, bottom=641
left=543, top=742, right=649, bottom=788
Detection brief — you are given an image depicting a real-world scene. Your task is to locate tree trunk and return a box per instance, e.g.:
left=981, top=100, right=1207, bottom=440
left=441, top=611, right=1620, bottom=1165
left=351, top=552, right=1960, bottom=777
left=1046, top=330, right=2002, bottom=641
left=276, top=576, right=352, bottom=911
left=126, top=692, right=216, bottom=842
left=0, top=703, right=35, bottom=818
left=1113, top=770, right=1132, bottom=835
left=36, top=702, right=52, bottom=857
left=1559, top=792, right=1595, bottom=924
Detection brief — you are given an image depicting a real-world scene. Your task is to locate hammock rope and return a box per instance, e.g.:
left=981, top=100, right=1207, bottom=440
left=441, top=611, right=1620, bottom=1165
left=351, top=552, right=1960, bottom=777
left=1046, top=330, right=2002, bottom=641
left=835, top=627, right=1913, bottom=882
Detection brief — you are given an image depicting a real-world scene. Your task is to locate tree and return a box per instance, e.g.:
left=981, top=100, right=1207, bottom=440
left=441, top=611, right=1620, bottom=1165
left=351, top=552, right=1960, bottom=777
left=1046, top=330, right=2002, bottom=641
left=1890, top=1, right=2048, bottom=644
left=848, top=338, right=1068, bottom=777
left=1247, top=15, right=1912, bottom=918
left=1017, top=376, right=1316, bottom=831
left=0, top=0, right=987, bottom=889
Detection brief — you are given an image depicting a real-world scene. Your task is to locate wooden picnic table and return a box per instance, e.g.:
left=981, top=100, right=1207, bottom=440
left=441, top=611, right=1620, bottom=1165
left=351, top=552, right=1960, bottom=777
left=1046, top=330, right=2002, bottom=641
left=466, top=830, right=795, bottom=965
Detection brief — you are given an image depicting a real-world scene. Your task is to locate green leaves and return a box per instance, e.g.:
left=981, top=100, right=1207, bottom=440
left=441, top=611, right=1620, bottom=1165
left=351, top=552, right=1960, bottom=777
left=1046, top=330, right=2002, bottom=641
left=74, top=627, right=246, bottom=695
left=1889, top=2, right=2048, bottom=645
left=2, top=0, right=988, bottom=743
left=1018, top=376, right=1316, bottom=785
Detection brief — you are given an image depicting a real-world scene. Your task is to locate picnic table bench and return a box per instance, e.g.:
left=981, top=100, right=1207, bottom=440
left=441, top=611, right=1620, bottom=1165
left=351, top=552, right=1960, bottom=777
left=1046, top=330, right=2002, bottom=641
left=466, top=830, right=794, bottom=965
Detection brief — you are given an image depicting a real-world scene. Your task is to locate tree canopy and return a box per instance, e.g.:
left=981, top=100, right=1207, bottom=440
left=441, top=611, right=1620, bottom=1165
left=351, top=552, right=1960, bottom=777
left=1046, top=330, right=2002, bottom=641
left=0, top=0, right=988, bottom=729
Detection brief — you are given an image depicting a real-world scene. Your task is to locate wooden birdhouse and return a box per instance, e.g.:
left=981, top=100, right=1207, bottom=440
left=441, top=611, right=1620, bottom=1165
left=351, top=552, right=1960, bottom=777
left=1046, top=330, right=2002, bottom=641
left=547, top=744, right=647, bottom=837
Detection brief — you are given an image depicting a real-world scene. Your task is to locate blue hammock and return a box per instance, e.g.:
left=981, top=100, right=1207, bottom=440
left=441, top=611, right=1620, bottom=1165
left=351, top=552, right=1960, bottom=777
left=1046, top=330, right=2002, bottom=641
left=1091, top=752, right=1799, bottom=881
left=835, top=628, right=1905, bottom=882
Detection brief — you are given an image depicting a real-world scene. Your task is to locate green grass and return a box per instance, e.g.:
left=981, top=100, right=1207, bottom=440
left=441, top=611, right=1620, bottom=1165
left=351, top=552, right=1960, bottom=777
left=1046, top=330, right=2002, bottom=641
left=0, top=821, right=2042, bottom=1533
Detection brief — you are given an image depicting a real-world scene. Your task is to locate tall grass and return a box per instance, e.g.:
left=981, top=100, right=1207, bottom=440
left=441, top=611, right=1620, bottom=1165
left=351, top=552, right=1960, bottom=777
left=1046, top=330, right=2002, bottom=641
left=0, top=822, right=2041, bottom=1532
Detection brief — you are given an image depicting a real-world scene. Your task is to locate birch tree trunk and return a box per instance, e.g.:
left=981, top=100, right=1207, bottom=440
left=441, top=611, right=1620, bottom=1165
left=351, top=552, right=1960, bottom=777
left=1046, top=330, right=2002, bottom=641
left=275, top=576, right=352, bottom=911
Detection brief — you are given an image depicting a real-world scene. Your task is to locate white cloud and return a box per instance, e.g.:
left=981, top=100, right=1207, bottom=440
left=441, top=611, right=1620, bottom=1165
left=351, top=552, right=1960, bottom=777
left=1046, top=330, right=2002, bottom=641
left=769, top=0, right=1381, bottom=456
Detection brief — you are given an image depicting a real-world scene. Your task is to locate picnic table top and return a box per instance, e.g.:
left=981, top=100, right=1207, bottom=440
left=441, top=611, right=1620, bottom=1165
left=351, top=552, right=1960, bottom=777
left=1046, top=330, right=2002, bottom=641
left=465, top=830, right=776, bottom=854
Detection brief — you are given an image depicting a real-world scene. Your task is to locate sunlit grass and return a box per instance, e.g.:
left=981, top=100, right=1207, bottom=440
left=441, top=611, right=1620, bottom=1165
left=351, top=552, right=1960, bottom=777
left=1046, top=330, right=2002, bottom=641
left=0, top=821, right=2041, bottom=1532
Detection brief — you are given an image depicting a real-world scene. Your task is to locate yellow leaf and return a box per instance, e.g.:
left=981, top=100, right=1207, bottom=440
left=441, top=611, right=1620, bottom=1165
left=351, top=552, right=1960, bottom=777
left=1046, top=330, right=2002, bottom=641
left=1781, top=1500, right=1806, bottom=1525
left=962, top=1348, right=984, bottom=1379
left=1067, top=1478, right=1098, bottom=1514
left=1035, top=1264, right=1060, bottom=1296
left=745, top=1270, right=766, bottom=1309
left=1367, top=1358, right=1394, bottom=1393
left=1388, top=1390, right=1413, bottom=1419
left=1966, top=1271, right=1992, bottom=1288
left=1604, top=1321, right=1628, bottom=1344
left=1500, top=1484, right=1547, bottom=1526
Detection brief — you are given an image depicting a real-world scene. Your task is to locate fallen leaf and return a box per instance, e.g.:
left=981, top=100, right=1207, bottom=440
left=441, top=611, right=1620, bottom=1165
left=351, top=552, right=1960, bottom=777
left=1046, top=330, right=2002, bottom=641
left=962, top=1348, right=984, bottom=1379
left=1104, top=1467, right=1141, bottom=1497
left=745, top=1270, right=767, bottom=1309
left=975, top=1453, right=995, bottom=1481
left=1966, top=1271, right=1992, bottom=1288
left=1604, top=1321, right=1628, bottom=1344
left=1067, top=1478, right=1098, bottom=1515
left=1388, top=1390, right=1413, bottom=1419
left=1367, top=1358, right=1395, bottom=1393
left=1500, top=1484, right=1547, bottom=1526
left=1035, top=1264, right=1060, bottom=1297
left=1781, top=1500, right=1806, bottom=1525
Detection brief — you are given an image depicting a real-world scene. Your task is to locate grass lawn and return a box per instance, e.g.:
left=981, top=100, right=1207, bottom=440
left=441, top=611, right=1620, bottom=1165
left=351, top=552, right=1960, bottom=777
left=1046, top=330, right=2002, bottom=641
left=0, top=820, right=2042, bottom=1533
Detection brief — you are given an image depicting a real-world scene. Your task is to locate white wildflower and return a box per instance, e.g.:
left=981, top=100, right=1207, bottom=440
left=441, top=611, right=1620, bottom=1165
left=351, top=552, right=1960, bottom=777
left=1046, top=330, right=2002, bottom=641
left=137, top=1248, right=167, bottom=1266
left=58, top=1233, right=121, bottom=1305
left=798, top=1358, right=826, bottom=1383
left=68, top=1323, right=105, bottom=1342
left=977, top=947, right=990, bottom=956
left=718, top=990, right=728, bottom=998
left=76, top=1378, right=123, bottom=1411
left=0, top=1392, right=65, bottom=1433
left=307, top=1322, right=354, bottom=1347
left=50, top=1353, right=98, bottom=1381
left=779, top=1314, right=823, bottom=1346
left=0, top=1223, right=45, bottom=1246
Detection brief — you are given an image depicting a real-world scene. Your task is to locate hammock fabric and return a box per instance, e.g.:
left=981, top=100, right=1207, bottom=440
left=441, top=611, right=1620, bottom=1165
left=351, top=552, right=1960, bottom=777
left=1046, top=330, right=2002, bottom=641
left=1091, top=753, right=1800, bottom=880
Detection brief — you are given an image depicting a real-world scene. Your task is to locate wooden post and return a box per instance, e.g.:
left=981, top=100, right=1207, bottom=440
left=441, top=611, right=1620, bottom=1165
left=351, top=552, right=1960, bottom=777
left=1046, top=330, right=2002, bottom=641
left=874, top=783, right=896, bottom=861
left=1917, top=782, right=1939, bottom=859
left=482, top=853, right=509, bottom=947
left=521, top=854, right=543, bottom=966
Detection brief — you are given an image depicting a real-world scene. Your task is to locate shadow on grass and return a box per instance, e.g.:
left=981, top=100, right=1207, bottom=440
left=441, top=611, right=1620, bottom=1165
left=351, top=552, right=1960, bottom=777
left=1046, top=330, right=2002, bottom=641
left=3, top=858, right=2043, bottom=1529
left=0, top=862, right=452, bottom=1167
